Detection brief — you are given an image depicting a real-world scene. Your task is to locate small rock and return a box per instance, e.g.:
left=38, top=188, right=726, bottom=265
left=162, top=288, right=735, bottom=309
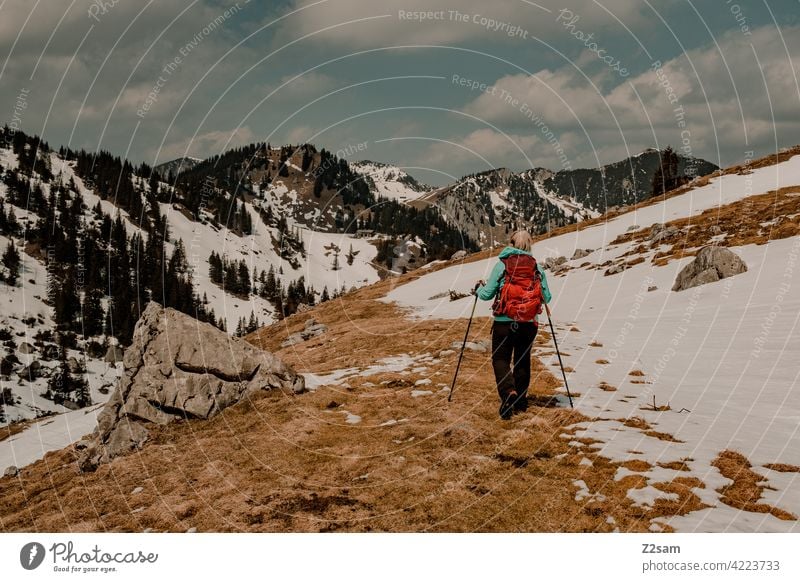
left=604, top=263, right=625, bottom=276
left=281, top=333, right=305, bottom=347
left=18, top=342, right=35, bottom=355
left=74, top=439, right=91, bottom=450
left=411, top=390, right=434, bottom=398
left=4, top=465, right=19, bottom=478
left=570, top=248, right=593, bottom=260
left=427, top=291, right=449, bottom=300
left=710, top=225, right=722, bottom=235
left=651, top=227, right=680, bottom=244
left=17, top=360, right=42, bottom=381
left=104, top=345, right=125, bottom=363
left=186, top=527, right=197, bottom=533
left=626, top=224, right=640, bottom=232
left=647, top=286, right=658, bottom=292
left=450, top=250, right=467, bottom=261
left=451, top=340, right=489, bottom=353
left=67, top=356, right=82, bottom=374
left=543, top=256, right=567, bottom=270
left=131, top=486, right=143, bottom=495
left=414, top=378, right=432, bottom=386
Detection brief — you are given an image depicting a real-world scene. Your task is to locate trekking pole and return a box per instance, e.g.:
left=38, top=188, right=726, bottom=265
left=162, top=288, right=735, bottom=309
left=545, top=303, right=574, bottom=408
left=448, top=287, right=479, bottom=403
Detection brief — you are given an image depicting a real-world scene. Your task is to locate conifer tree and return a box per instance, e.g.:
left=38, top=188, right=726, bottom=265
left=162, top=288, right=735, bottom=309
left=2, top=240, right=21, bottom=286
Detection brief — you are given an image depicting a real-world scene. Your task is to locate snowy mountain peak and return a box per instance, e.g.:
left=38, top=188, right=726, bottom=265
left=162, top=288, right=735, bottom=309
left=350, top=160, right=431, bottom=203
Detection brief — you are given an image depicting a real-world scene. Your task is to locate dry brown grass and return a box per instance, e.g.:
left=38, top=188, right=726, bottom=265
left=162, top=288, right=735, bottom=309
left=609, top=182, right=800, bottom=267
left=621, top=417, right=651, bottom=430
left=621, top=460, right=652, bottom=472
left=763, top=463, right=800, bottom=473
left=712, top=451, right=797, bottom=521
left=589, top=341, right=603, bottom=347
left=644, top=431, right=683, bottom=443
left=0, top=278, right=678, bottom=533
left=598, top=382, right=616, bottom=392
left=595, top=359, right=610, bottom=365
left=657, top=461, right=691, bottom=472
left=629, top=370, right=645, bottom=377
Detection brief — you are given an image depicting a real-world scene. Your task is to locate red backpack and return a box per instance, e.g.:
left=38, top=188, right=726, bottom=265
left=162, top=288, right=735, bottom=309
left=492, top=254, right=543, bottom=322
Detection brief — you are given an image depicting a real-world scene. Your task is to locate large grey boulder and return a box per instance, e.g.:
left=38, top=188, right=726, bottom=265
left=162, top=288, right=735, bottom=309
left=78, top=303, right=305, bottom=471
left=672, top=246, right=747, bottom=292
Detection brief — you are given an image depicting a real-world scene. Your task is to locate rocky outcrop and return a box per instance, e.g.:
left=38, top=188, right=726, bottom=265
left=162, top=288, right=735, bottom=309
left=78, top=303, right=305, bottom=471
left=542, top=256, right=567, bottom=270
left=649, top=223, right=681, bottom=244
left=104, top=345, right=125, bottom=363
left=281, top=318, right=329, bottom=347
left=672, top=246, right=747, bottom=292
left=571, top=248, right=593, bottom=260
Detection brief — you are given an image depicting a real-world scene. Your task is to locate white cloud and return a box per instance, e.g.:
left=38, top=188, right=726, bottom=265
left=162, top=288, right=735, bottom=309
left=421, top=128, right=541, bottom=168
left=461, top=25, right=800, bottom=165
left=276, top=0, right=658, bottom=49
left=153, top=126, right=257, bottom=162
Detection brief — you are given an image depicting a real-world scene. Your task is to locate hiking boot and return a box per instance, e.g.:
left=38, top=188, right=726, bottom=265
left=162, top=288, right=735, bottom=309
left=513, top=393, right=528, bottom=412
left=499, top=392, right=517, bottom=420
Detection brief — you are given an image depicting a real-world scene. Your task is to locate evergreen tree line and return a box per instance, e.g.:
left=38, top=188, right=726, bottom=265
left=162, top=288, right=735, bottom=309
left=210, top=257, right=321, bottom=319
left=1, top=131, right=223, bottom=349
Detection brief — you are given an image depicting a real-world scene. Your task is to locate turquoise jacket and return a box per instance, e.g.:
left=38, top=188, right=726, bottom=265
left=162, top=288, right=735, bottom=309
left=476, top=246, right=552, bottom=322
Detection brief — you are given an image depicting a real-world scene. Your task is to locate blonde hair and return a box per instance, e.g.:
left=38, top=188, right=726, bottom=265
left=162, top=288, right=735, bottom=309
left=510, top=230, right=532, bottom=252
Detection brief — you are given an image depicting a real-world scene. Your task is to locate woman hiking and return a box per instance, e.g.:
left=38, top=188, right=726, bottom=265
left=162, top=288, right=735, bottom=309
left=474, top=230, right=552, bottom=420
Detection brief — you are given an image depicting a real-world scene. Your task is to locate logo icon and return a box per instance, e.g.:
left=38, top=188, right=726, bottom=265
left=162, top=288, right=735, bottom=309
left=20, top=542, right=46, bottom=570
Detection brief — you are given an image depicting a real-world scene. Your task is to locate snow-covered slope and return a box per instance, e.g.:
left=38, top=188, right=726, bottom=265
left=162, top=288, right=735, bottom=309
left=384, top=152, right=800, bottom=532
left=351, top=161, right=431, bottom=203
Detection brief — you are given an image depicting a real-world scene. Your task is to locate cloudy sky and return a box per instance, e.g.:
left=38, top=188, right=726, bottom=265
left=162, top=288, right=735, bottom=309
left=1, top=0, right=798, bottom=184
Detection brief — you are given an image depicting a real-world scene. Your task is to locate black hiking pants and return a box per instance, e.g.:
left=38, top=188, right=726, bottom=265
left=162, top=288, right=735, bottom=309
left=491, top=321, right=538, bottom=401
